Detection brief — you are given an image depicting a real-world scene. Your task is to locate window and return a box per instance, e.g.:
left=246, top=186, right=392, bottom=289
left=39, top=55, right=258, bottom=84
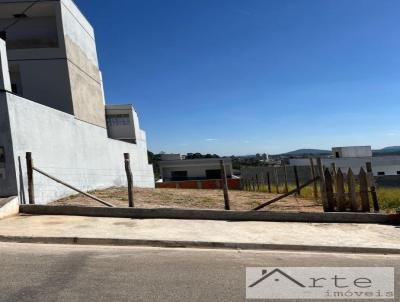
left=11, top=84, right=18, bottom=94
left=397, top=171, right=400, bottom=175
left=3, top=16, right=59, bottom=49
left=377, top=172, right=385, bottom=176
left=171, top=171, right=188, bottom=181
left=106, top=114, right=130, bottom=127
left=9, top=65, right=23, bottom=96
left=335, top=152, right=340, bottom=158
left=206, top=169, right=222, bottom=179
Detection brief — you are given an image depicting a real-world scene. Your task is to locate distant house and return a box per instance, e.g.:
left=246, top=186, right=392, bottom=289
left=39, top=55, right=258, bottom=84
left=159, top=158, right=233, bottom=181
left=332, top=146, right=373, bottom=158
left=289, top=146, right=400, bottom=176
left=160, top=154, right=185, bottom=161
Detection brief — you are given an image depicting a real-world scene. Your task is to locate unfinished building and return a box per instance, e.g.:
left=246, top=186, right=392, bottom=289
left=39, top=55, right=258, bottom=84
left=0, top=0, right=154, bottom=203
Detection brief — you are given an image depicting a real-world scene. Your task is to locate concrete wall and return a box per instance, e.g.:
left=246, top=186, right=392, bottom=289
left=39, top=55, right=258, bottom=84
left=0, top=92, right=154, bottom=203
left=61, top=0, right=106, bottom=127
left=0, top=0, right=106, bottom=128
left=0, top=93, right=19, bottom=197
left=0, top=39, right=11, bottom=91
left=373, top=157, right=400, bottom=176
left=10, top=60, right=74, bottom=114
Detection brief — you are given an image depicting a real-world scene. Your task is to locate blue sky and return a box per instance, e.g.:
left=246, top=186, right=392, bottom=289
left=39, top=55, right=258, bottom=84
left=76, top=0, right=400, bottom=155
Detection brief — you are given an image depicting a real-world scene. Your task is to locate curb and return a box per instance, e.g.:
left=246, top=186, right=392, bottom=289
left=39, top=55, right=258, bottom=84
left=19, top=205, right=400, bottom=225
left=0, top=235, right=399, bottom=255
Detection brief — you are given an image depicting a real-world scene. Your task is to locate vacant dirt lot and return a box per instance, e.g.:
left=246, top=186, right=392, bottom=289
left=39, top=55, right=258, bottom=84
left=51, top=187, right=323, bottom=212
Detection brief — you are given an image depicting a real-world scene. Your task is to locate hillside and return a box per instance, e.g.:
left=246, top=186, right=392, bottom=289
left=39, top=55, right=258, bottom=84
left=280, top=149, right=331, bottom=157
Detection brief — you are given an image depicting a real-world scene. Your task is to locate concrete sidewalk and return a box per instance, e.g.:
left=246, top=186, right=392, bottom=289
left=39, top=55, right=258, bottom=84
left=0, top=215, right=399, bottom=253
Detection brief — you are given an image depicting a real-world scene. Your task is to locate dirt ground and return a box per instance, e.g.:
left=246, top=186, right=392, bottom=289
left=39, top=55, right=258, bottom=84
left=51, top=187, right=323, bottom=212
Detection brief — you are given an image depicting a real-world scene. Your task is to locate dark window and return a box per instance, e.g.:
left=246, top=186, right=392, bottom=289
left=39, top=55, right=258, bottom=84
left=0, top=147, right=4, bottom=163
left=377, top=172, right=385, bottom=176
left=11, top=84, right=18, bottom=94
left=397, top=171, right=400, bottom=175
left=206, top=169, right=222, bottom=179
left=171, top=171, right=188, bottom=181
left=106, top=114, right=130, bottom=127
left=335, top=152, right=340, bottom=158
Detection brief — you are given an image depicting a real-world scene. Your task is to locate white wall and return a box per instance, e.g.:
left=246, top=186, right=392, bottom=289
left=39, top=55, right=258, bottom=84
left=0, top=93, right=154, bottom=203
left=289, top=157, right=400, bottom=176
left=161, top=162, right=233, bottom=180
left=332, top=146, right=372, bottom=158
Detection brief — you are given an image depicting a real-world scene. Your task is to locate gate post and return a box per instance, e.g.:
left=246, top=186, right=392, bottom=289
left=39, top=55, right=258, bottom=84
left=124, top=153, right=134, bottom=207
left=220, top=160, right=230, bottom=210
left=26, top=152, right=35, bottom=205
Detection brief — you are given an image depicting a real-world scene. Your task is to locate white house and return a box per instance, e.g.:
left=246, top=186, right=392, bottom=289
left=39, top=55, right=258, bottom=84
left=289, top=146, right=400, bottom=176
left=159, top=158, right=233, bottom=181
left=0, top=0, right=154, bottom=203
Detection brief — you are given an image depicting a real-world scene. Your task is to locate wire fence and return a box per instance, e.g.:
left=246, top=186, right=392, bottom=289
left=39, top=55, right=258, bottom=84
left=241, top=165, right=315, bottom=194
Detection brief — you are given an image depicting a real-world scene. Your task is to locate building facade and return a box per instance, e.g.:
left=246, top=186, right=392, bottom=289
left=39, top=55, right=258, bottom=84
left=0, top=0, right=154, bottom=203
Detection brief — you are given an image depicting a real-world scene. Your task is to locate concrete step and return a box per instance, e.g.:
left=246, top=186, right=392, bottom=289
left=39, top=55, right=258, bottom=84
left=0, top=196, right=19, bottom=219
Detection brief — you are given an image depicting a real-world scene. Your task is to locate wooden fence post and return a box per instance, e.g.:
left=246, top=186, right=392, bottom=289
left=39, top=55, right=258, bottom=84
left=26, top=152, right=35, bottom=205
left=256, top=174, right=260, bottom=191
left=331, top=163, right=337, bottom=175
left=274, top=168, right=279, bottom=194
left=124, top=153, right=134, bottom=207
left=316, top=158, right=330, bottom=212
left=366, top=162, right=379, bottom=212
left=347, top=168, right=358, bottom=211
left=336, top=168, right=346, bottom=211
left=220, top=160, right=231, bottom=210
left=309, top=158, right=318, bottom=199
left=359, top=167, right=371, bottom=212
left=293, top=166, right=300, bottom=195
left=283, top=165, right=289, bottom=193
left=267, top=172, right=271, bottom=193
left=324, top=168, right=335, bottom=211
left=251, top=177, right=256, bottom=191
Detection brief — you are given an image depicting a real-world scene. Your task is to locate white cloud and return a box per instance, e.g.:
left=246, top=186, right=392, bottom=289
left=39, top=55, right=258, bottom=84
left=205, top=138, right=218, bottom=142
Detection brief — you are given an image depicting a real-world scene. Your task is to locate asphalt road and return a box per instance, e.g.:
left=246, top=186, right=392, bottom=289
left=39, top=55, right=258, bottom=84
left=0, top=243, right=398, bottom=302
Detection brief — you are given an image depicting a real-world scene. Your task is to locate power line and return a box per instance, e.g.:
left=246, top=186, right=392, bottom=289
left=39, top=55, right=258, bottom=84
left=1, top=0, right=42, bottom=33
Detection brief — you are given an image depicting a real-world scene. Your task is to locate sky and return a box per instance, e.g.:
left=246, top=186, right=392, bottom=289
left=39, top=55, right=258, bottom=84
left=75, top=0, right=400, bottom=156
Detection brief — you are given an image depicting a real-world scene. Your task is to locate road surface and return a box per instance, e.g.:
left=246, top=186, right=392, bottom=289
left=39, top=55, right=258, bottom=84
left=0, top=243, right=398, bottom=302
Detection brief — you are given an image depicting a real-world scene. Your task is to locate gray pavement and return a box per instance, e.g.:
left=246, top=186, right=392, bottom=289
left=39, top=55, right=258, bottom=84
left=0, top=242, right=398, bottom=302
left=0, top=215, right=399, bottom=253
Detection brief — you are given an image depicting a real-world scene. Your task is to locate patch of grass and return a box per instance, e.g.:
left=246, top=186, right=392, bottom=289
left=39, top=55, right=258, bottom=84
left=244, top=184, right=400, bottom=213
left=200, top=197, right=214, bottom=203
left=376, top=187, right=400, bottom=213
